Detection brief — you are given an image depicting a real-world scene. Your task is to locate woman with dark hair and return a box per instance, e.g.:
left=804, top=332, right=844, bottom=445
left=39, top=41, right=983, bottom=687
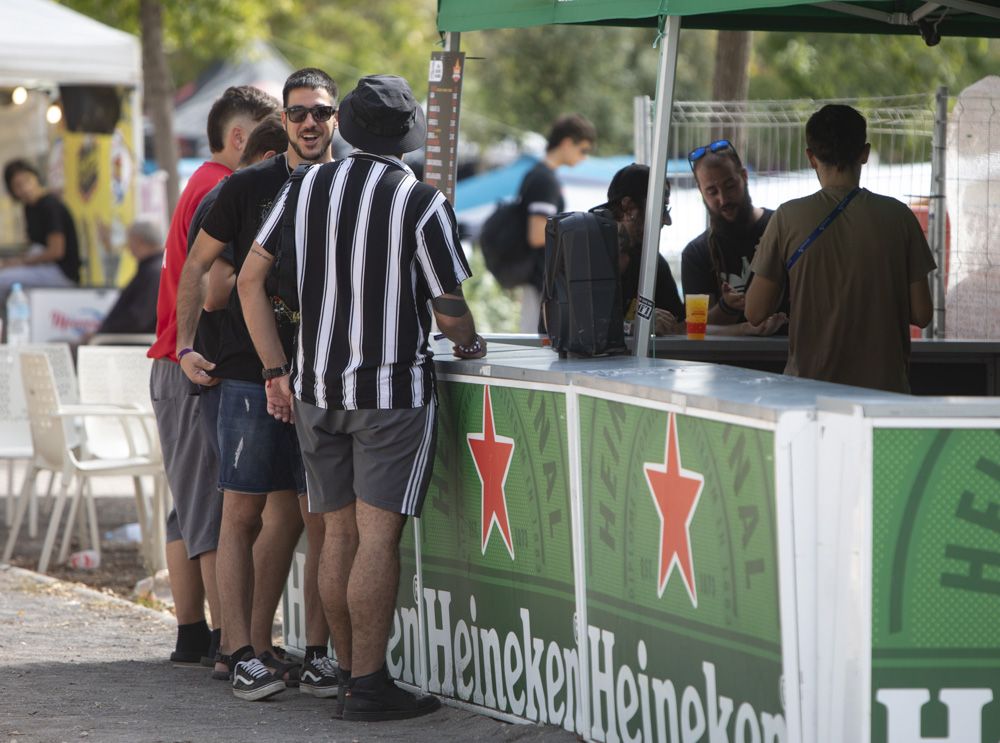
left=1, top=158, right=80, bottom=303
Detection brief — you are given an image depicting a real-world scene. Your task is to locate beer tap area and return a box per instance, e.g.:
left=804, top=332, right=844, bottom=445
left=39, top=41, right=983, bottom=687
left=282, top=341, right=1000, bottom=743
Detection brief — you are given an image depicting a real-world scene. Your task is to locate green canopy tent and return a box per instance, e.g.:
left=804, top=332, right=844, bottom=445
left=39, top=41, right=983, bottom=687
left=438, top=0, right=1000, bottom=352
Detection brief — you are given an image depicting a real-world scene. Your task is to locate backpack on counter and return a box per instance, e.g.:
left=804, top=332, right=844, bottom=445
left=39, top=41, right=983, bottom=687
left=542, top=208, right=626, bottom=357
left=478, top=198, right=535, bottom=289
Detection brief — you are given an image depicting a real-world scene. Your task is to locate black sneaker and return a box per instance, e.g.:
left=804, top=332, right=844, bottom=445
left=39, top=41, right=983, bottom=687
left=299, top=655, right=339, bottom=699
left=200, top=628, right=221, bottom=668
left=232, top=656, right=287, bottom=701
left=343, top=668, right=441, bottom=721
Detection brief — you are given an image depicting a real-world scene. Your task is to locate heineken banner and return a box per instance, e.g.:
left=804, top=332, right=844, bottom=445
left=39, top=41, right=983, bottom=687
left=872, top=427, right=1000, bottom=743
left=417, top=379, right=581, bottom=729
left=579, top=394, right=787, bottom=743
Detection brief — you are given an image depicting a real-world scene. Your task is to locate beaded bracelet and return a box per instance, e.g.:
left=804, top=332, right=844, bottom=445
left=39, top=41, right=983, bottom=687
left=456, top=335, right=483, bottom=355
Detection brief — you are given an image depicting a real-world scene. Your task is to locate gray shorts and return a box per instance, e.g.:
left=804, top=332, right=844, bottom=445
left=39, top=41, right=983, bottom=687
left=150, top=358, right=223, bottom=559
left=294, top=399, right=437, bottom=516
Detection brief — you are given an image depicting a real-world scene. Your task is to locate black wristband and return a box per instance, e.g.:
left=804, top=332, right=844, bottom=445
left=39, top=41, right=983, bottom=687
left=456, top=335, right=483, bottom=355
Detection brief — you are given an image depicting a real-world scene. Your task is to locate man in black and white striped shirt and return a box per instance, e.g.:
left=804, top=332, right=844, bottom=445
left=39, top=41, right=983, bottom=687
left=239, top=75, right=485, bottom=721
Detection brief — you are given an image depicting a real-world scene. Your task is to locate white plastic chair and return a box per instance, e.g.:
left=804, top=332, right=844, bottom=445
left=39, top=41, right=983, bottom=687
left=2, top=352, right=163, bottom=573
left=1, top=343, right=79, bottom=532
left=76, top=345, right=169, bottom=569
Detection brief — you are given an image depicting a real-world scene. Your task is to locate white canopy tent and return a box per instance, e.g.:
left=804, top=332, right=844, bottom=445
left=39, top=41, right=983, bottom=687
left=0, top=0, right=141, bottom=88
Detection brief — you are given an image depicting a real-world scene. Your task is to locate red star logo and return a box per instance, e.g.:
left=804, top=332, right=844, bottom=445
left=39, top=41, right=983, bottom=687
left=468, top=386, right=515, bottom=559
left=644, top=413, right=704, bottom=606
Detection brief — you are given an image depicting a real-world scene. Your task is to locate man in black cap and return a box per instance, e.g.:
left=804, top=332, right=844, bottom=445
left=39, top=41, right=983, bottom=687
left=600, top=163, right=685, bottom=335
left=239, top=74, right=485, bottom=721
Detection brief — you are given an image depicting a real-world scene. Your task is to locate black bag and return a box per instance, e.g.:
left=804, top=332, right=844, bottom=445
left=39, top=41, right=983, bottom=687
left=542, top=209, right=626, bottom=357
left=265, top=163, right=311, bottom=355
left=478, top=199, right=535, bottom=289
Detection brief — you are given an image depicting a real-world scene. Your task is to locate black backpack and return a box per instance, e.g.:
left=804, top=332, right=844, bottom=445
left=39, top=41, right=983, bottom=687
left=478, top=198, right=535, bottom=289
left=542, top=209, right=626, bottom=357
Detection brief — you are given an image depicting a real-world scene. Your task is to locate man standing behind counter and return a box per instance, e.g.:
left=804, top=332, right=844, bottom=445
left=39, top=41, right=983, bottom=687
left=746, top=104, right=935, bottom=393
left=682, top=139, right=789, bottom=328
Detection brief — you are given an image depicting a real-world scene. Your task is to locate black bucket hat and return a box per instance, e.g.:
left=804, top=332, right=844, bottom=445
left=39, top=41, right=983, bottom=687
left=338, top=75, right=426, bottom=155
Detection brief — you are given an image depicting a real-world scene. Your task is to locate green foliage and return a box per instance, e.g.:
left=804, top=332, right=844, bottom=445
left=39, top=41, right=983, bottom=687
left=463, top=246, right=523, bottom=333
left=458, top=26, right=716, bottom=155
left=751, top=32, right=1000, bottom=100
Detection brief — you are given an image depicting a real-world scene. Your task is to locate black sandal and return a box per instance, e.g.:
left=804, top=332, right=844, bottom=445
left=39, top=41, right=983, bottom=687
left=258, top=650, right=301, bottom=688
left=210, top=652, right=233, bottom=681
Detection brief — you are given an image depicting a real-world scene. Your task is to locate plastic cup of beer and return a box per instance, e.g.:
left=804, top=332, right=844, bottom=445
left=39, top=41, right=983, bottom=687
left=685, top=294, right=709, bottom=340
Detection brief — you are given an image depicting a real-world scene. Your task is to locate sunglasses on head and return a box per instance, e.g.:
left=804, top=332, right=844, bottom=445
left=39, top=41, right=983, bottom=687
left=284, top=105, right=337, bottom=124
left=688, top=139, right=735, bottom=168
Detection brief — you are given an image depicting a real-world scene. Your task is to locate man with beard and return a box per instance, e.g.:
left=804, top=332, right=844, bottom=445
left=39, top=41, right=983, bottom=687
left=682, top=140, right=789, bottom=330
left=176, top=68, right=339, bottom=702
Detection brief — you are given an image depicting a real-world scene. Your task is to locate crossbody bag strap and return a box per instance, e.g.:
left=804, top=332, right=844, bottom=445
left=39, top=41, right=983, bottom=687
left=785, top=187, right=861, bottom=272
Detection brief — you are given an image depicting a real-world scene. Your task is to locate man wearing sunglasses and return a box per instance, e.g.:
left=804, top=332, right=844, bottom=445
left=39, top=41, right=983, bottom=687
left=682, top=139, right=788, bottom=334
left=176, top=68, right=340, bottom=702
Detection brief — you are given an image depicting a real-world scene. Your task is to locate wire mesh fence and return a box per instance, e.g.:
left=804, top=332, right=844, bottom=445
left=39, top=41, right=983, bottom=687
left=660, top=94, right=963, bottom=336
left=945, top=83, right=1000, bottom=339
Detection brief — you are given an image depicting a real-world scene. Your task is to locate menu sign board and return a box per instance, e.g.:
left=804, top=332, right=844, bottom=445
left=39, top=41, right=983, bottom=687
left=424, top=51, right=465, bottom=205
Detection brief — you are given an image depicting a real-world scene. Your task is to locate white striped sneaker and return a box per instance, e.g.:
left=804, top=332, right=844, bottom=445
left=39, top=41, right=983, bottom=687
left=232, top=657, right=286, bottom=701
left=300, top=655, right=339, bottom=698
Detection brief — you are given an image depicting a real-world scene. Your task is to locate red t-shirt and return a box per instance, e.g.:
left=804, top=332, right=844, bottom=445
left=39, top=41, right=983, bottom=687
left=148, top=160, right=233, bottom=362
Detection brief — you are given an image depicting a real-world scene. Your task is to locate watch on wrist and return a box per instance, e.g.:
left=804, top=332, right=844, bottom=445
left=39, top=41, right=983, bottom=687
left=261, top=363, right=291, bottom=381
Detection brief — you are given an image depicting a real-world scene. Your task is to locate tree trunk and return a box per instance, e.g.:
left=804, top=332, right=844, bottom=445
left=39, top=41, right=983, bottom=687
left=711, top=30, right=752, bottom=148
left=140, top=0, right=179, bottom=216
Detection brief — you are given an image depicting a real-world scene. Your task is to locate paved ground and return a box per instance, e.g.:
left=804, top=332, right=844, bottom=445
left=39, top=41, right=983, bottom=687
left=0, top=565, right=578, bottom=743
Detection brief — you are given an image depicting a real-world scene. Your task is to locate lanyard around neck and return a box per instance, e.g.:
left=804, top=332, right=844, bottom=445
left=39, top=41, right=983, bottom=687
left=785, top=187, right=861, bottom=271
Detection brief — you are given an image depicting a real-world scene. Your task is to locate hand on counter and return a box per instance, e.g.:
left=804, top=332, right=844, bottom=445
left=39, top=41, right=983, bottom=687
left=742, top=312, right=788, bottom=337
left=654, top=309, right=685, bottom=336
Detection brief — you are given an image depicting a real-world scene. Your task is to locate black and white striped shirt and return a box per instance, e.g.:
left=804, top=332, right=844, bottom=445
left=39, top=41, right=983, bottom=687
left=256, top=153, right=471, bottom=410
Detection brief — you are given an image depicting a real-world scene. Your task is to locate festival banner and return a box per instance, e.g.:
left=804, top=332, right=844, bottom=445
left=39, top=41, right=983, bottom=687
left=579, top=395, right=787, bottom=743
left=871, top=427, right=1000, bottom=743
left=416, top=380, right=582, bottom=731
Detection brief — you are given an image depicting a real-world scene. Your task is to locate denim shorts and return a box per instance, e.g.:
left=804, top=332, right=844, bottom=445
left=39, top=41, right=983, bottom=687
left=217, top=379, right=306, bottom=495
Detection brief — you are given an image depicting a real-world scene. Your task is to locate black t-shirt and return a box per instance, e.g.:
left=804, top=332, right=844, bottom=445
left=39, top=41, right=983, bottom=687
left=681, top=208, right=789, bottom=319
left=621, top=249, right=685, bottom=321
left=97, top=253, right=161, bottom=334
left=200, top=154, right=291, bottom=382
left=187, top=180, right=229, bottom=363
left=26, top=193, right=80, bottom=283
left=519, top=161, right=563, bottom=291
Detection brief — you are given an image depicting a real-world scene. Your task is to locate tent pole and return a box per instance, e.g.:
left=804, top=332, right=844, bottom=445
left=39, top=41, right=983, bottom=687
left=634, top=15, right=681, bottom=357
left=444, top=31, right=460, bottom=51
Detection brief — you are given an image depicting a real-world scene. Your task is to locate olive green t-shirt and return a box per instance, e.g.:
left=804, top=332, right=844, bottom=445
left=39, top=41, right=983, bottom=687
left=751, top=186, right=936, bottom=393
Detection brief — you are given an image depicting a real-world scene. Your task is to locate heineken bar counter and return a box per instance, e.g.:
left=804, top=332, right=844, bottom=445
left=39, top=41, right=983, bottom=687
left=284, top=342, right=1000, bottom=743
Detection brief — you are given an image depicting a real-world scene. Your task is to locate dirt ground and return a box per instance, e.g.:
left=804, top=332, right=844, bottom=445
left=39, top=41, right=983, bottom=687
left=1, top=493, right=154, bottom=603
left=0, top=565, right=578, bottom=743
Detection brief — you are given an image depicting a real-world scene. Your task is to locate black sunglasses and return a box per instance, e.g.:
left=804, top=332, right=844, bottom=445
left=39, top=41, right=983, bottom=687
left=284, top=105, right=337, bottom=124
left=688, top=139, right=735, bottom=168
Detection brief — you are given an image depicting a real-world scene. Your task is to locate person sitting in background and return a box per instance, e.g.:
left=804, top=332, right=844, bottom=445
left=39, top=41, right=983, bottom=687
left=600, top=163, right=685, bottom=335
left=1, top=159, right=80, bottom=304
left=90, top=220, right=164, bottom=338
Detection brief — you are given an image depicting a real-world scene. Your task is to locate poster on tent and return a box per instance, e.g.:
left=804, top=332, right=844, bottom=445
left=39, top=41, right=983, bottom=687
left=58, top=91, right=137, bottom=287
left=424, top=51, right=465, bottom=205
